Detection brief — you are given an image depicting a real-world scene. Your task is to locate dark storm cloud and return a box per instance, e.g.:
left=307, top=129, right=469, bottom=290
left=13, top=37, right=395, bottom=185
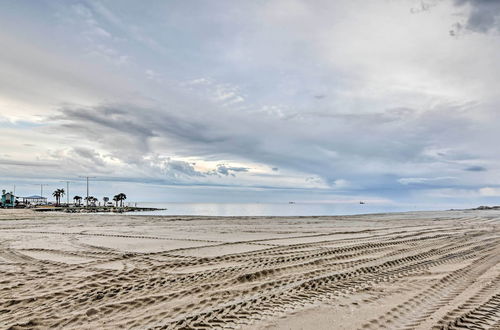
left=454, top=0, right=500, bottom=32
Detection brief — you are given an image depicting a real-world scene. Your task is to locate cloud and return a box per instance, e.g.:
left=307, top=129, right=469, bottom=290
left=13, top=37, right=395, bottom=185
left=145, top=69, right=163, bottom=82
left=1, top=1, right=500, bottom=205
left=398, top=177, right=456, bottom=185
left=215, top=164, right=249, bottom=176
left=410, top=0, right=440, bottom=14
left=465, top=165, right=487, bottom=172
left=331, top=179, right=350, bottom=188
left=161, top=159, right=205, bottom=178
left=479, top=187, right=500, bottom=196
left=71, top=147, right=106, bottom=167
left=453, top=0, right=500, bottom=33
left=0, top=158, right=56, bottom=167
left=41, top=97, right=500, bottom=195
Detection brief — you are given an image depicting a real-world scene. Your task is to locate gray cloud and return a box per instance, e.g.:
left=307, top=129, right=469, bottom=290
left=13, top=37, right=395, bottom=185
left=398, top=177, right=456, bottom=185
left=215, top=164, right=249, bottom=176
left=464, top=165, right=487, bottom=172
left=0, top=158, right=56, bottom=167
left=72, top=147, right=106, bottom=167
left=2, top=1, right=500, bottom=205
left=163, top=159, right=204, bottom=178
left=453, top=0, right=500, bottom=33
left=410, top=0, right=440, bottom=14
left=46, top=99, right=500, bottom=193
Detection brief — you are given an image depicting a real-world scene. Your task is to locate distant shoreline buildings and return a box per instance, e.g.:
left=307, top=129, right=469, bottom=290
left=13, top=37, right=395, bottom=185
left=0, top=187, right=128, bottom=209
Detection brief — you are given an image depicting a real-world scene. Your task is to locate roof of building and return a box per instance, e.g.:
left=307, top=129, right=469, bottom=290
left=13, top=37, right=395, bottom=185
left=22, top=195, right=47, bottom=199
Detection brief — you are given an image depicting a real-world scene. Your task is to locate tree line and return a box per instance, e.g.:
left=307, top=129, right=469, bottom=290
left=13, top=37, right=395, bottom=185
left=53, top=189, right=127, bottom=207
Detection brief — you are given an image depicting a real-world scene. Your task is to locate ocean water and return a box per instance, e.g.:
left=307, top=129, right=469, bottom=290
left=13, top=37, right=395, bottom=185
left=128, top=202, right=415, bottom=216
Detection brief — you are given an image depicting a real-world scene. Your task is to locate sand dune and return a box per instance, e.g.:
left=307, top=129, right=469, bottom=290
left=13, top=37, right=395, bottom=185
left=1, top=209, right=500, bottom=329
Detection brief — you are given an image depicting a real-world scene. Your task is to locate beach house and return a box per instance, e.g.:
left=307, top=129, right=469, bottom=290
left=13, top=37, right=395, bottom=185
left=1, top=190, right=16, bottom=207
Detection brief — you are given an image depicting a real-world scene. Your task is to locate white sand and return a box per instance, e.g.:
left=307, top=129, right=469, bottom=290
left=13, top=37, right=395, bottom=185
left=1, top=209, right=500, bottom=329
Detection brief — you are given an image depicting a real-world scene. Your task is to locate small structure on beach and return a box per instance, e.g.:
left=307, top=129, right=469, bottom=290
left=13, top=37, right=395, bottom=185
left=20, top=195, right=47, bottom=205
left=1, top=190, right=16, bottom=207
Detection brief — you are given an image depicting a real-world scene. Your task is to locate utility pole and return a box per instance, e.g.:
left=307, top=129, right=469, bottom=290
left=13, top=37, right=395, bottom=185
left=79, top=176, right=96, bottom=207
left=35, top=184, right=49, bottom=204
left=60, top=181, right=71, bottom=205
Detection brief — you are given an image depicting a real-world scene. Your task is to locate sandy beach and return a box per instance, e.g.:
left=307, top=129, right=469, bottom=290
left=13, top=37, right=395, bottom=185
left=1, top=209, right=500, bottom=329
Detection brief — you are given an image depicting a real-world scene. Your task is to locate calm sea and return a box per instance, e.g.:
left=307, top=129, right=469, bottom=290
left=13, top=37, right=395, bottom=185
left=128, top=202, right=417, bottom=216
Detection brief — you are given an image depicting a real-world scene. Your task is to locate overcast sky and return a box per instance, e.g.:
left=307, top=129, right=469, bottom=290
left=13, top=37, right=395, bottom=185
left=1, top=0, right=500, bottom=208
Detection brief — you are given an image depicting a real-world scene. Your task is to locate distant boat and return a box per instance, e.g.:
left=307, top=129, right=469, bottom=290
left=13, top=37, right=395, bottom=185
left=289, top=201, right=295, bottom=204
left=359, top=201, right=365, bottom=204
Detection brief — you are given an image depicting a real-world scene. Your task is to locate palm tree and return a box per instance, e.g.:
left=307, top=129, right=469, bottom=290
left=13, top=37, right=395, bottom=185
left=113, top=193, right=127, bottom=207
left=52, top=188, right=65, bottom=206
left=73, top=196, right=82, bottom=206
left=84, top=196, right=96, bottom=207
left=52, top=190, right=59, bottom=205
left=118, top=193, right=127, bottom=207
left=59, top=189, right=65, bottom=205
left=103, top=197, right=109, bottom=206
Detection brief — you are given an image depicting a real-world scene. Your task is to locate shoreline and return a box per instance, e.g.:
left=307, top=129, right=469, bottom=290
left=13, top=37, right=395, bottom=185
left=3, top=201, right=495, bottom=218
left=30, top=206, right=166, bottom=213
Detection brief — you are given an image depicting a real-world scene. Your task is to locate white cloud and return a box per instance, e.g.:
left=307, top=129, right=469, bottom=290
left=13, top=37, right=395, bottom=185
left=479, top=187, right=500, bottom=197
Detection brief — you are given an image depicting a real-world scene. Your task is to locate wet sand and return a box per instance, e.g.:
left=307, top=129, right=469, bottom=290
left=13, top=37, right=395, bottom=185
left=1, top=209, right=500, bottom=329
